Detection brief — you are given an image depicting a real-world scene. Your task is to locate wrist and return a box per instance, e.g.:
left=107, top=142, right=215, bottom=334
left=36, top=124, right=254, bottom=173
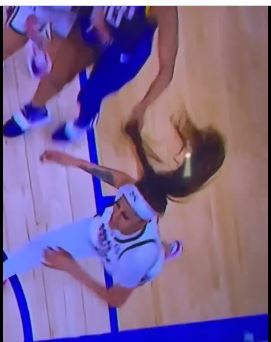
left=72, top=157, right=81, bottom=167
left=67, top=260, right=80, bottom=276
left=77, top=159, right=88, bottom=169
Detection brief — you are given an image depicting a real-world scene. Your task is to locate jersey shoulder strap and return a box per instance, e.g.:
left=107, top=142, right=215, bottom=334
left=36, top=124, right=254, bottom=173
left=118, top=239, right=156, bottom=260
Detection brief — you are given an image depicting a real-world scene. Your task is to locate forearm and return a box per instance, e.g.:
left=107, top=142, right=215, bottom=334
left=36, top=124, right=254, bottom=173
left=140, top=65, right=174, bottom=108
left=76, top=158, right=134, bottom=188
left=43, top=150, right=135, bottom=187
left=69, top=264, right=115, bottom=307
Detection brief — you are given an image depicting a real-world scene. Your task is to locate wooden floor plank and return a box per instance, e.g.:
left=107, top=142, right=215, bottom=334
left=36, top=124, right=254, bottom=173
left=3, top=6, right=267, bottom=340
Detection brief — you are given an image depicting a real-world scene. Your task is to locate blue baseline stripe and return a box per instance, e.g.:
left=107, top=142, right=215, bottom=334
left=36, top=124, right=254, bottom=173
left=36, top=313, right=268, bottom=342
left=3, top=251, right=34, bottom=342
left=79, top=70, right=119, bottom=334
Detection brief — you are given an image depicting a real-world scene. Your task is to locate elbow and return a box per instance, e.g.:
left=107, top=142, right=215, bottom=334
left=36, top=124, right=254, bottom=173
left=109, top=301, right=124, bottom=308
left=104, top=285, right=133, bottom=308
left=108, top=296, right=127, bottom=308
left=106, top=289, right=130, bottom=308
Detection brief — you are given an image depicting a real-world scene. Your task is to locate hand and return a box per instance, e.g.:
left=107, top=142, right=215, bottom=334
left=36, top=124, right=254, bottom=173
left=90, top=8, right=112, bottom=46
left=42, top=247, right=77, bottom=273
left=129, top=102, right=147, bottom=131
left=40, top=150, right=79, bottom=167
left=25, top=15, right=47, bottom=51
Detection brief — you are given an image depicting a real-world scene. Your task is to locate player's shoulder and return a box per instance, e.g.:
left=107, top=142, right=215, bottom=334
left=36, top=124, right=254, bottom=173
left=123, top=238, right=158, bottom=265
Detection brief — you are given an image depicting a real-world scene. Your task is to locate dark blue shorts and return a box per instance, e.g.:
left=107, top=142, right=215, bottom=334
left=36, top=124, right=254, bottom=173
left=76, top=20, right=155, bottom=128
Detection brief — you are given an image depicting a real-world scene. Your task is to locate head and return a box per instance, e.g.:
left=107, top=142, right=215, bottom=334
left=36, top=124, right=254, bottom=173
left=109, top=196, right=146, bottom=233
left=159, top=116, right=226, bottom=198
left=109, top=183, right=163, bottom=234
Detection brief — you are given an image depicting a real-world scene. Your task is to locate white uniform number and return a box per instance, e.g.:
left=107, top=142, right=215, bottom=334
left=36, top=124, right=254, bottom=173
left=104, top=6, right=136, bottom=28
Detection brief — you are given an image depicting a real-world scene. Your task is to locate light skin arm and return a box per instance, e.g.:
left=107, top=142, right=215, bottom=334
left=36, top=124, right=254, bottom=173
left=40, top=150, right=135, bottom=188
left=131, top=7, right=179, bottom=126
left=43, top=247, right=133, bottom=308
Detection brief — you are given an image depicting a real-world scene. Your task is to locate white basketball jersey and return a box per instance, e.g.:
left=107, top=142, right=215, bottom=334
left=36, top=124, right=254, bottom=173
left=89, top=206, right=164, bottom=287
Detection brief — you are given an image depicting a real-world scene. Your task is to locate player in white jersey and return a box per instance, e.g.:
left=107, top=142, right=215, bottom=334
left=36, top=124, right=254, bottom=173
left=3, top=150, right=182, bottom=307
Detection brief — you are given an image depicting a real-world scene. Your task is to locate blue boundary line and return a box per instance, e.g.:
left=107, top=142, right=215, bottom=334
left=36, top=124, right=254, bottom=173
left=36, top=313, right=268, bottom=342
left=79, top=71, right=119, bottom=334
left=3, top=251, right=34, bottom=342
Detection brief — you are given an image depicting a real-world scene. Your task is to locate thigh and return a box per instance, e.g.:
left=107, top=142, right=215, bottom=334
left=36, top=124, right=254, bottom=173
left=3, top=25, right=27, bottom=60
left=36, top=218, right=97, bottom=259
left=49, top=25, right=96, bottom=82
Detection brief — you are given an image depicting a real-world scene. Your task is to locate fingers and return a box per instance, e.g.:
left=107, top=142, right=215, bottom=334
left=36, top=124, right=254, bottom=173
left=43, top=246, right=69, bottom=258
left=40, top=152, right=46, bottom=163
left=42, top=261, right=54, bottom=269
left=40, top=150, right=59, bottom=163
left=57, top=246, right=69, bottom=254
left=40, top=150, right=51, bottom=163
left=43, top=246, right=58, bottom=260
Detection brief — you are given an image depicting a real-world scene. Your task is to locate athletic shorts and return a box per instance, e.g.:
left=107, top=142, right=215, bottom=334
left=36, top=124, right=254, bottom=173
left=6, top=6, right=77, bottom=38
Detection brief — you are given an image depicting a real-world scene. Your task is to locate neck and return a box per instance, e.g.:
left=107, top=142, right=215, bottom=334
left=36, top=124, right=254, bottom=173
left=120, top=221, right=146, bottom=236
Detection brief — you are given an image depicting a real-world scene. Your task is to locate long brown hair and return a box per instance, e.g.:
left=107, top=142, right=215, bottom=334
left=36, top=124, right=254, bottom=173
left=126, top=115, right=226, bottom=214
left=162, top=122, right=226, bottom=198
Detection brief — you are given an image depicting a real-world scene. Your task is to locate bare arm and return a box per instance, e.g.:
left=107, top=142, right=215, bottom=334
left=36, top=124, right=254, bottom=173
left=40, top=150, right=135, bottom=188
left=138, top=7, right=178, bottom=109
left=43, top=248, right=133, bottom=308
left=68, top=262, right=133, bottom=307
left=77, top=158, right=135, bottom=188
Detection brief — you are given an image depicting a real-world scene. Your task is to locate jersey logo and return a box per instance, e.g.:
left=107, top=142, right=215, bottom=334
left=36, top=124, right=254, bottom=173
left=104, top=6, right=136, bottom=28
left=129, top=190, right=137, bottom=203
left=96, top=224, right=112, bottom=259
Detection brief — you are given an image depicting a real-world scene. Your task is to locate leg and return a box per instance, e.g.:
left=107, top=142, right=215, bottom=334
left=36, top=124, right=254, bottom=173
left=3, top=25, right=96, bottom=138
left=32, top=25, right=96, bottom=107
left=76, top=36, right=154, bottom=128
left=3, top=6, right=36, bottom=60
left=52, top=29, right=154, bottom=141
left=3, top=6, right=45, bottom=61
left=26, top=7, right=79, bottom=80
left=3, top=26, right=27, bottom=61
left=3, top=218, right=97, bottom=281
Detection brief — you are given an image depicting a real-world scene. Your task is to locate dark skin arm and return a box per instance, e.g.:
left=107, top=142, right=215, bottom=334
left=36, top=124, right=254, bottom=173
left=131, top=7, right=179, bottom=128
left=43, top=247, right=133, bottom=308
left=40, top=150, right=135, bottom=188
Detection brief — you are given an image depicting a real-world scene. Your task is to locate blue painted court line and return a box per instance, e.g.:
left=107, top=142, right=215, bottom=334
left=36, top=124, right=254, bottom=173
left=36, top=313, right=268, bottom=342
left=79, top=70, right=119, bottom=334
left=3, top=251, right=34, bottom=342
